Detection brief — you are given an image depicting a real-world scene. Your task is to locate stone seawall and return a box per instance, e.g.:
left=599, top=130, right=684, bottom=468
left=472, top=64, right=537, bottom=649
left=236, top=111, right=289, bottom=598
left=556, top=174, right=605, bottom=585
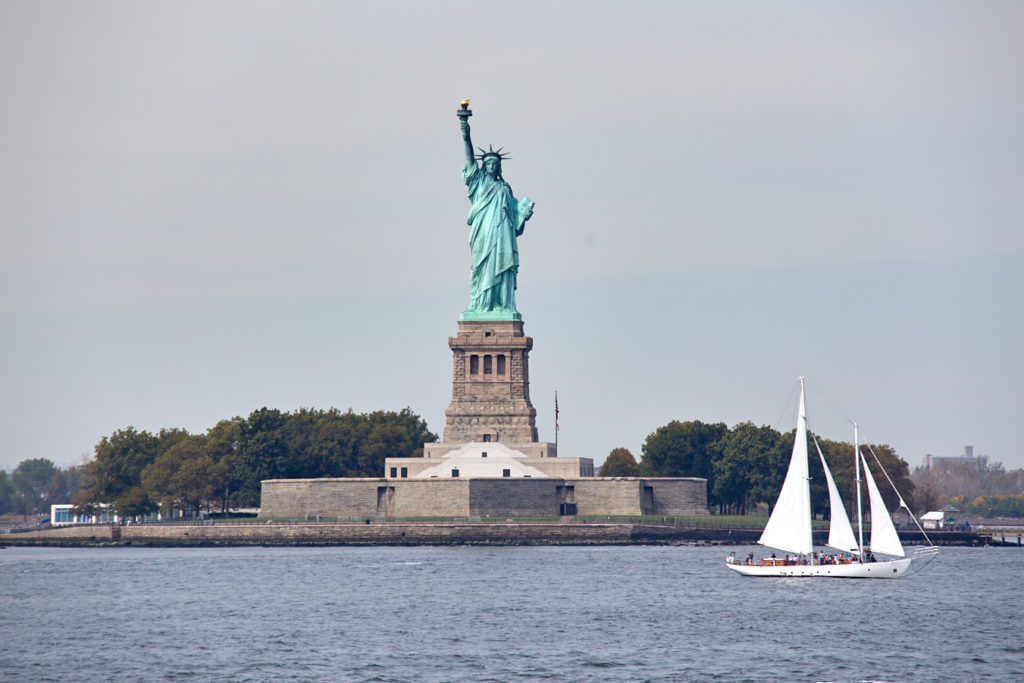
left=5, top=522, right=731, bottom=547
left=3, top=524, right=993, bottom=547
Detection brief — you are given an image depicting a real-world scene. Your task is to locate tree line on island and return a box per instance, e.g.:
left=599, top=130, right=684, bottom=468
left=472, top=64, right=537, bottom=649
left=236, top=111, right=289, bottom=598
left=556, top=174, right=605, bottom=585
left=3, top=410, right=1022, bottom=521
left=599, top=419, right=915, bottom=518
left=598, top=419, right=1024, bottom=519
left=0, top=408, right=435, bottom=519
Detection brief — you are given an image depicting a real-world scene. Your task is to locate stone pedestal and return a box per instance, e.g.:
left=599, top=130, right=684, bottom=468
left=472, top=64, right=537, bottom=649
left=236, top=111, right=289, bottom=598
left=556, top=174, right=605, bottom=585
left=442, top=319, right=538, bottom=443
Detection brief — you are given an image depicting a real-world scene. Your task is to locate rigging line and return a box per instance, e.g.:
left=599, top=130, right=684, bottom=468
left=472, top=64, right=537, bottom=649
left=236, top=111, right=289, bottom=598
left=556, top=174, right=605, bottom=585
left=853, top=426, right=903, bottom=465
left=773, top=379, right=801, bottom=433
left=903, top=548, right=940, bottom=577
left=849, top=425, right=907, bottom=493
left=863, top=441, right=939, bottom=549
left=803, top=377, right=859, bottom=438
left=862, top=442, right=908, bottom=507
left=905, top=545, right=941, bottom=576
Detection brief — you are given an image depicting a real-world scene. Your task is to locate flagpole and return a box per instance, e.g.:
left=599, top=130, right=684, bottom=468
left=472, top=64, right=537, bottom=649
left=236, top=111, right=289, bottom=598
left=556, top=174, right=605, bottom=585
left=554, top=391, right=559, bottom=455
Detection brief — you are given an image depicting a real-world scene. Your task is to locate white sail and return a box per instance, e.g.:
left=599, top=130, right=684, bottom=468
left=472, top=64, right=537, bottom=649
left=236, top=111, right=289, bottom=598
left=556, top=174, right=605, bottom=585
left=815, top=443, right=859, bottom=552
left=861, top=453, right=905, bottom=557
left=758, top=381, right=813, bottom=555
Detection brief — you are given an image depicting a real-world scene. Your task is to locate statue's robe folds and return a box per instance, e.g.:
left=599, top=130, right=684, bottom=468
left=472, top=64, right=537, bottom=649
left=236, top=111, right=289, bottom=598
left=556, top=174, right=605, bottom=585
left=463, top=161, right=531, bottom=313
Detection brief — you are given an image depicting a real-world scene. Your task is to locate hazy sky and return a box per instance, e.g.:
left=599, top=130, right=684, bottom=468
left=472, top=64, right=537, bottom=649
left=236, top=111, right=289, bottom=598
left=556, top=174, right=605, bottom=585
left=2, top=2, right=1022, bottom=475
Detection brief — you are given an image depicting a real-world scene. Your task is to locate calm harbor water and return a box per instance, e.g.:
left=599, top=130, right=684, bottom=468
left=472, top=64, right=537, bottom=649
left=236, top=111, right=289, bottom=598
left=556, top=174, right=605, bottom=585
left=1, top=544, right=1020, bottom=682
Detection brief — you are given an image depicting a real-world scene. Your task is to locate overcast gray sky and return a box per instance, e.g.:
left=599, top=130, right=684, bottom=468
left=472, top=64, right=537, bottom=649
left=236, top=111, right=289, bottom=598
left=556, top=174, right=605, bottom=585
left=2, top=2, right=1022, bottom=475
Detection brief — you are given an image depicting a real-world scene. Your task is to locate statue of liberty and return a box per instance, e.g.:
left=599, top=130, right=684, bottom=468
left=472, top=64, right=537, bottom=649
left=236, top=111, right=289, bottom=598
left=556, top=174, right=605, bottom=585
left=458, top=100, right=534, bottom=320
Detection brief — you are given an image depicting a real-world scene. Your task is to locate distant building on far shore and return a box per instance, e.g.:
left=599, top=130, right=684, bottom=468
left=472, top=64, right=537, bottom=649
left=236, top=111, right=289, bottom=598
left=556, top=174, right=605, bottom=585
left=922, top=445, right=977, bottom=470
left=50, top=504, right=120, bottom=526
left=921, top=504, right=961, bottom=530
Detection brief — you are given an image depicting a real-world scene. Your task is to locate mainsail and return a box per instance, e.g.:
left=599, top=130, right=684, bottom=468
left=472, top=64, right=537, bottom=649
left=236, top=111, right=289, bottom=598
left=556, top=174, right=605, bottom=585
left=758, top=380, right=813, bottom=555
left=861, top=453, right=906, bottom=557
left=814, top=441, right=859, bottom=552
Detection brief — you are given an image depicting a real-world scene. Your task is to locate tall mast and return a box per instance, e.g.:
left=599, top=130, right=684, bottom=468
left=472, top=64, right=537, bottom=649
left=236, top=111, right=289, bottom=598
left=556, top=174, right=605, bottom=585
left=854, top=422, right=864, bottom=562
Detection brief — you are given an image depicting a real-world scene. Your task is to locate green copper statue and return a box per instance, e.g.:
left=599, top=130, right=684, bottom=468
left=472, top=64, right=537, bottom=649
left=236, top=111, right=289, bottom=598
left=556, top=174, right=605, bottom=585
left=458, top=100, right=534, bottom=321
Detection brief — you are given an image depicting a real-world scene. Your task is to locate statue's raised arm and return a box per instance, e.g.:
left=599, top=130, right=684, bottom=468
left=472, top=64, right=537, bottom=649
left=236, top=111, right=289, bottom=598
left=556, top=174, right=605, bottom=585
left=460, top=114, right=475, bottom=169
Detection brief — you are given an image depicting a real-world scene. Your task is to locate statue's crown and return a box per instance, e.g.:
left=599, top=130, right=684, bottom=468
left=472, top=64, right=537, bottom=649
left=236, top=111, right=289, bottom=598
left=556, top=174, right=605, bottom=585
left=475, top=145, right=511, bottom=161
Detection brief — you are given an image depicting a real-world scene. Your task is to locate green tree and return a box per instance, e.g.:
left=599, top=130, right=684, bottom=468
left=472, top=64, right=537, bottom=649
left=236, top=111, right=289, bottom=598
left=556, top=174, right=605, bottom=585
left=231, top=406, right=436, bottom=501
left=639, top=420, right=728, bottom=482
left=115, top=486, right=158, bottom=518
left=205, top=418, right=243, bottom=510
left=141, top=435, right=230, bottom=517
left=308, top=409, right=366, bottom=477
left=231, top=408, right=290, bottom=506
left=73, top=407, right=437, bottom=511
left=156, top=428, right=191, bottom=457
left=599, top=447, right=640, bottom=477
left=355, top=409, right=435, bottom=477
left=709, top=423, right=787, bottom=514
left=75, top=427, right=161, bottom=506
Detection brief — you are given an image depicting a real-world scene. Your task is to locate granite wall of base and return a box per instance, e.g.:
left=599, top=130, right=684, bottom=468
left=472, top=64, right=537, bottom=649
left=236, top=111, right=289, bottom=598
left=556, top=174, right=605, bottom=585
left=642, top=478, right=708, bottom=516
left=469, top=479, right=564, bottom=517
left=260, top=479, right=382, bottom=519
left=571, top=479, right=642, bottom=515
left=259, top=476, right=707, bottom=519
left=389, top=480, right=469, bottom=518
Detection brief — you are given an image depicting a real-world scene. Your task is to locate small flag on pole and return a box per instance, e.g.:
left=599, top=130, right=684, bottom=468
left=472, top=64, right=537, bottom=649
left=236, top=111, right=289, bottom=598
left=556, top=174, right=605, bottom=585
left=555, top=391, right=559, bottom=434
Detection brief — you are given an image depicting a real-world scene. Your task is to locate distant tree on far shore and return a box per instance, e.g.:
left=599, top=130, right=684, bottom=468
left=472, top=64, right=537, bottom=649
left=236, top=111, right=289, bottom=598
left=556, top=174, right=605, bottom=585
left=0, top=470, right=18, bottom=514
left=912, top=456, right=1024, bottom=516
left=598, top=448, right=639, bottom=477
left=11, top=458, right=81, bottom=515
left=950, top=494, right=1024, bottom=518
left=912, top=456, right=1024, bottom=500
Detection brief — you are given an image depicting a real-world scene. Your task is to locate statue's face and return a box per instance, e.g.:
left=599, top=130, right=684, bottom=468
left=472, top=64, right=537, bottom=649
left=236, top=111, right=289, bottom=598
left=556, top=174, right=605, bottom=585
left=483, top=157, right=500, bottom=176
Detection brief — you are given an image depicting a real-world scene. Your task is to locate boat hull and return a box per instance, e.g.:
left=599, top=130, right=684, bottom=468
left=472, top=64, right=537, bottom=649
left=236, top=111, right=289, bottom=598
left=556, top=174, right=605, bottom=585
left=725, top=557, right=911, bottom=578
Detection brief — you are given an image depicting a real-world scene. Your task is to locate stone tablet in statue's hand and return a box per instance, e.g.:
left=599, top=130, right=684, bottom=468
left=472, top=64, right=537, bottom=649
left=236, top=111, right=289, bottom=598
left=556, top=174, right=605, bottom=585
left=519, top=197, right=535, bottom=222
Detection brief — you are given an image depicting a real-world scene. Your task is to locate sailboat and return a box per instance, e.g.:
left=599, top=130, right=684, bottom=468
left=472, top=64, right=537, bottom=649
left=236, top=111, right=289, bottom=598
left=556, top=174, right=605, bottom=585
left=726, top=378, right=937, bottom=578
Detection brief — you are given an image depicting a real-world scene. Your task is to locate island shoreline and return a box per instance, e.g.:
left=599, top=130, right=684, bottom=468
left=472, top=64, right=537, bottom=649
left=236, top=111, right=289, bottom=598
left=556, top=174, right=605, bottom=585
left=3, top=522, right=1008, bottom=548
